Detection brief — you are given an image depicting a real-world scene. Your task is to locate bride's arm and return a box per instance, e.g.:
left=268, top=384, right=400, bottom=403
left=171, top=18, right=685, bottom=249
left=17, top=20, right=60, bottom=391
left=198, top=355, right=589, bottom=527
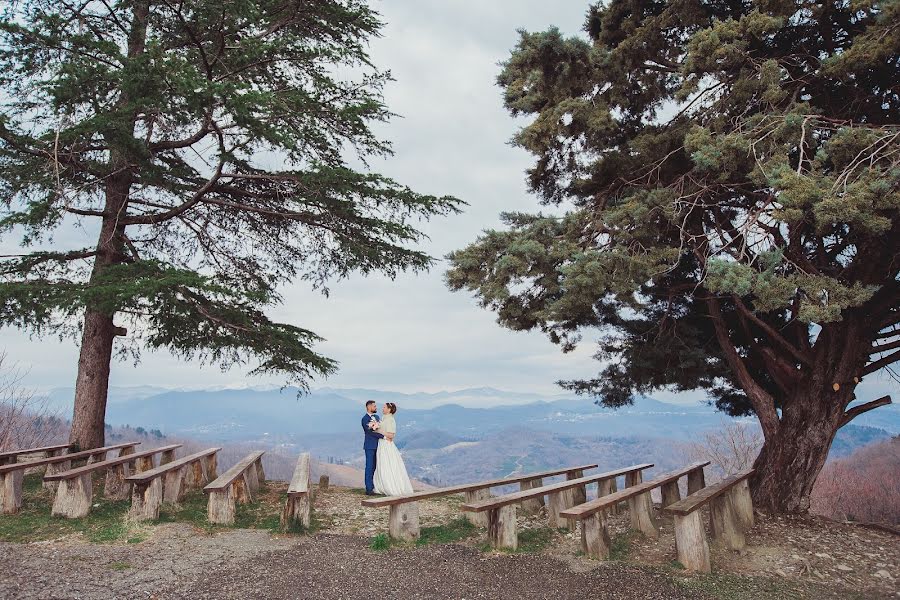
left=385, top=432, right=396, bottom=441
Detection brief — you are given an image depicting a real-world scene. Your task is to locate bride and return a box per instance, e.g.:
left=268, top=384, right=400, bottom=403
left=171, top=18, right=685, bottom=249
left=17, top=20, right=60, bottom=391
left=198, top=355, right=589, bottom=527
left=372, top=402, right=414, bottom=496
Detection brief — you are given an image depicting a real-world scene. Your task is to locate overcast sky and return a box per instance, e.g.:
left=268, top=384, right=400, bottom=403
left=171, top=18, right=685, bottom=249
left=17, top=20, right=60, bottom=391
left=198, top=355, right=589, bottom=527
left=2, top=1, right=897, bottom=407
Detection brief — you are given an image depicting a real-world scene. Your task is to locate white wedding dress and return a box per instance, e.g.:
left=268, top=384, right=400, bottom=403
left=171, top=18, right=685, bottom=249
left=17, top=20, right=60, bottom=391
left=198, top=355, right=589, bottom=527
left=373, top=414, right=414, bottom=496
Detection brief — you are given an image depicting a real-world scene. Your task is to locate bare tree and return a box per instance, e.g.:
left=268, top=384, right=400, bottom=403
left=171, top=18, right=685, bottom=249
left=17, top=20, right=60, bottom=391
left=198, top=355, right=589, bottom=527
left=687, top=420, right=764, bottom=481
left=0, top=352, right=67, bottom=451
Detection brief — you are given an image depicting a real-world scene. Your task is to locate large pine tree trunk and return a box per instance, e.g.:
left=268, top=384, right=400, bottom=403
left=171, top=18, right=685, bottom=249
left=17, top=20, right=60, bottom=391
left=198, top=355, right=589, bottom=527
left=67, top=1, right=148, bottom=450
left=750, top=322, right=864, bottom=513
left=750, top=393, right=845, bottom=513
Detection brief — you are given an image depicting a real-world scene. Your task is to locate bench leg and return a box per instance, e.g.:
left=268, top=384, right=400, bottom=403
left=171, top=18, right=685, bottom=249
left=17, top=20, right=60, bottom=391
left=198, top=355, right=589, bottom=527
left=0, top=470, right=24, bottom=514
left=255, top=458, right=266, bottom=484
left=160, top=449, right=176, bottom=465
left=163, top=466, right=186, bottom=503
left=104, top=462, right=131, bottom=500
left=184, top=459, right=201, bottom=490
left=548, top=489, right=575, bottom=530
left=388, top=502, right=420, bottom=542
left=687, top=468, right=706, bottom=495
left=628, top=491, right=658, bottom=539
left=86, top=451, right=107, bottom=465
left=135, top=456, right=154, bottom=473
left=581, top=511, right=611, bottom=559
left=567, top=470, right=587, bottom=505
left=204, top=454, right=218, bottom=480
left=488, top=504, right=517, bottom=551
left=518, top=477, right=545, bottom=515
left=464, top=489, right=491, bottom=527
left=280, top=492, right=311, bottom=531
left=661, top=481, right=681, bottom=508
left=234, top=473, right=253, bottom=504
left=710, top=492, right=745, bottom=550
left=246, top=461, right=260, bottom=493
left=674, top=511, right=710, bottom=572
left=130, top=478, right=163, bottom=521
left=52, top=474, right=92, bottom=519
left=43, top=460, right=71, bottom=492
left=731, top=480, right=754, bottom=530
left=119, top=445, right=136, bottom=458
left=598, top=477, right=619, bottom=515
left=207, top=487, right=236, bottom=525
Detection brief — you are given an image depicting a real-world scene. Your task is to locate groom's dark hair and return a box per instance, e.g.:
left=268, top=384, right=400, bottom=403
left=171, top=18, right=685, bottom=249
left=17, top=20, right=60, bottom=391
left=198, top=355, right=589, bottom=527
left=365, top=400, right=376, bottom=409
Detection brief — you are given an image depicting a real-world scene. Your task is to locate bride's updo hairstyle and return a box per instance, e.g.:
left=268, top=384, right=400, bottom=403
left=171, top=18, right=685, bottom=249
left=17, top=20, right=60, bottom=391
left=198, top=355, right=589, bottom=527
left=386, top=402, right=398, bottom=414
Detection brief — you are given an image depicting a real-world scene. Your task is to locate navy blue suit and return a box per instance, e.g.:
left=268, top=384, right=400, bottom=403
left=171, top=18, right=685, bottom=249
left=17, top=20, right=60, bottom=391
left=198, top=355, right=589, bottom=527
left=362, top=413, right=383, bottom=493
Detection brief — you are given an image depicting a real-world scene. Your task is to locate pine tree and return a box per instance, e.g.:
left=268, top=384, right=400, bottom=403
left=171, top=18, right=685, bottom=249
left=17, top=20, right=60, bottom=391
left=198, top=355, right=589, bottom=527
left=447, top=1, right=899, bottom=513
left=0, top=0, right=460, bottom=449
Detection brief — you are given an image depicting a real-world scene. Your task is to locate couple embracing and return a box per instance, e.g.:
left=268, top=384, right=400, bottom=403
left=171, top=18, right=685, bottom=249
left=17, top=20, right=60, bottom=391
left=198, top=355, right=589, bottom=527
left=362, top=400, right=414, bottom=496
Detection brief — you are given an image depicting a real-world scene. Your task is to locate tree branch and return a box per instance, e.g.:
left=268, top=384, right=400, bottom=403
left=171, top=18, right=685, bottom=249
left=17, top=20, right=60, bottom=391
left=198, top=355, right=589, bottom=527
left=706, top=296, right=780, bottom=439
left=862, top=349, right=900, bottom=376
left=871, top=338, right=900, bottom=355
left=733, top=295, right=812, bottom=366
left=840, top=395, right=892, bottom=427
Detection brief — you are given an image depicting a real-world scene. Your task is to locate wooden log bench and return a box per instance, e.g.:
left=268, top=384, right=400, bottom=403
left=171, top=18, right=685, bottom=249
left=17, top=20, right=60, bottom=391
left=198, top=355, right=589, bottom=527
left=661, top=470, right=755, bottom=572
left=559, top=461, right=710, bottom=559
left=280, top=453, right=311, bottom=531
left=0, top=442, right=139, bottom=514
left=44, top=444, right=181, bottom=518
left=461, top=463, right=654, bottom=551
left=203, top=450, right=265, bottom=525
left=0, top=443, right=72, bottom=466
left=125, top=447, right=220, bottom=521
left=360, top=463, right=599, bottom=542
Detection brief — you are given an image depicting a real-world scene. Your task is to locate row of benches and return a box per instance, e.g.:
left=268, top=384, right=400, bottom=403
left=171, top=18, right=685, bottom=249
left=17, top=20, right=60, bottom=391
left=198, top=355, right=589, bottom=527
left=0, top=443, right=313, bottom=530
left=362, top=461, right=755, bottom=572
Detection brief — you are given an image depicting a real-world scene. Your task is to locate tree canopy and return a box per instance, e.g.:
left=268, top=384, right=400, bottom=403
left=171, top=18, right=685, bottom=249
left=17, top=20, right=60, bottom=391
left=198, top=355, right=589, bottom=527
left=0, top=0, right=460, bottom=391
left=447, top=0, right=899, bottom=512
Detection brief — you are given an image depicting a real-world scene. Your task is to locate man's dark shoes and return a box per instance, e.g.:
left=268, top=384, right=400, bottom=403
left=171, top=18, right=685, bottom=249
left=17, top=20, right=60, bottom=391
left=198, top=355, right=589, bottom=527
left=365, top=491, right=376, bottom=496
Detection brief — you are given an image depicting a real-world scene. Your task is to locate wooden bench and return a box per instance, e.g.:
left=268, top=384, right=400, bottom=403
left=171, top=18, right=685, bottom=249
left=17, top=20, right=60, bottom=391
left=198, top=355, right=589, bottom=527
left=44, top=444, right=181, bottom=518
left=280, top=453, right=311, bottom=530
left=559, top=461, right=710, bottom=559
left=0, top=443, right=72, bottom=466
left=203, top=450, right=265, bottom=525
left=661, top=470, right=755, bottom=572
left=461, top=463, right=654, bottom=551
left=361, top=463, right=599, bottom=542
left=126, top=447, right=221, bottom=521
left=0, top=442, right=139, bottom=514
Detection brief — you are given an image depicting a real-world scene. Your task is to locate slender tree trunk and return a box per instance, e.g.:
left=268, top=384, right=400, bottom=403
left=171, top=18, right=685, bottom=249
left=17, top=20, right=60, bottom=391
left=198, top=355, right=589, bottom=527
left=68, top=0, right=149, bottom=450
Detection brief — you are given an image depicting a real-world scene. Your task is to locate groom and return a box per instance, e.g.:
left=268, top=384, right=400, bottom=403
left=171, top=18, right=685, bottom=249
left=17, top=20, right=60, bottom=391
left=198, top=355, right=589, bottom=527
left=362, top=400, right=383, bottom=495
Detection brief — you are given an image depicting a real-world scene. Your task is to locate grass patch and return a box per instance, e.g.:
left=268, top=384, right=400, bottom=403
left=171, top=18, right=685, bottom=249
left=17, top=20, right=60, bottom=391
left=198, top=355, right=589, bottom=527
left=514, top=527, right=555, bottom=553
left=416, top=517, right=477, bottom=546
left=1, top=474, right=299, bottom=545
left=109, top=561, right=131, bottom=571
left=370, top=533, right=391, bottom=551
left=0, top=474, right=133, bottom=544
left=609, top=530, right=636, bottom=561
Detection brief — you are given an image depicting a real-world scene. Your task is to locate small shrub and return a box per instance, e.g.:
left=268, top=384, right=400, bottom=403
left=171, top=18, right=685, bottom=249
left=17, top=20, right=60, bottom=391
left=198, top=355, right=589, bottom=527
left=370, top=533, right=391, bottom=551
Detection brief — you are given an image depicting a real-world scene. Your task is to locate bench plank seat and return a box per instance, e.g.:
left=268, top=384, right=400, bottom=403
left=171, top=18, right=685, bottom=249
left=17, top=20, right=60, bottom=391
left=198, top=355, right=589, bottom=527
left=664, top=470, right=754, bottom=516
left=461, top=464, right=654, bottom=513
left=462, top=463, right=654, bottom=551
left=204, top=451, right=265, bottom=525
left=361, top=463, right=599, bottom=509
left=281, top=453, right=311, bottom=531
left=559, top=461, right=711, bottom=520
left=43, top=444, right=181, bottom=481
left=663, top=469, right=756, bottom=573
left=46, top=444, right=181, bottom=519
left=0, top=442, right=140, bottom=515
left=559, top=461, right=709, bottom=560
left=0, top=443, right=71, bottom=465
left=126, top=448, right=220, bottom=520
left=0, top=442, right=138, bottom=477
